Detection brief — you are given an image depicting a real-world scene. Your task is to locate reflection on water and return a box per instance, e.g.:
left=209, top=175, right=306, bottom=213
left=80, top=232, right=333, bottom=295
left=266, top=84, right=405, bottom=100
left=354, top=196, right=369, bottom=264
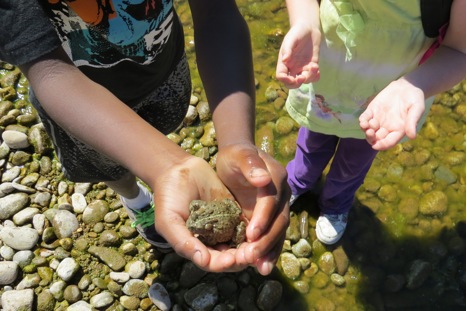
left=177, top=0, right=465, bottom=309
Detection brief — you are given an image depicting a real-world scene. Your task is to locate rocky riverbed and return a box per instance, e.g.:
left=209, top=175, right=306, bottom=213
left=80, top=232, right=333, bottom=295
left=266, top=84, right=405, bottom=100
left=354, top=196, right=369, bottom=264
left=0, top=58, right=465, bottom=310
left=1, top=0, right=466, bottom=309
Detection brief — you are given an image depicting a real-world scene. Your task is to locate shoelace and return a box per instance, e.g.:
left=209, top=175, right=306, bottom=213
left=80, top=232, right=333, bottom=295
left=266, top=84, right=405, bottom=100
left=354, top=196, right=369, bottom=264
left=325, top=214, right=348, bottom=222
left=131, top=202, right=155, bottom=229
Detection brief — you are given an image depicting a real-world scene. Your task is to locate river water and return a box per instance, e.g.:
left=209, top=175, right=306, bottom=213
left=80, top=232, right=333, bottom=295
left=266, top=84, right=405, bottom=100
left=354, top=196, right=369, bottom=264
left=177, top=0, right=466, bottom=310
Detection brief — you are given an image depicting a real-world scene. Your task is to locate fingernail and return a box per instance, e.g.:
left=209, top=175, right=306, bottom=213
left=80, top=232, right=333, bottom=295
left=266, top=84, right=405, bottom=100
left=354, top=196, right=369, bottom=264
left=249, top=168, right=268, bottom=178
left=193, top=250, right=203, bottom=264
left=250, top=226, right=262, bottom=241
left=263, top=262, right=274, bottom=275
left=257, top=260, right=274, bottom=276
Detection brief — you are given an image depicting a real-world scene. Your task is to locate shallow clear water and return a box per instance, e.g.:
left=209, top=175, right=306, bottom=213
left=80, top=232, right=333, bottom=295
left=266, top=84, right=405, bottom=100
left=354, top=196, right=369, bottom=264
left=176, top=0, right=466, bottom=309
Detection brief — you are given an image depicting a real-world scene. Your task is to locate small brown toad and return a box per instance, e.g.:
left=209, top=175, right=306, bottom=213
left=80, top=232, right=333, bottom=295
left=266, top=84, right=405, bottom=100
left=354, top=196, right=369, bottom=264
left=186, top=198, right=246, bottom=247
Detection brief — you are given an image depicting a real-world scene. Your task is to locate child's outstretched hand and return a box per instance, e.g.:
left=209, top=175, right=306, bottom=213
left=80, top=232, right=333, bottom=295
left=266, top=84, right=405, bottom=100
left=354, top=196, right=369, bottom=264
left=359, top=78, right=425, bottom=150
left=276, top=23, right=321, bottom=89
left=151, top=156, right=250, bottom=273
left=215, top=143, right=290, bottom=276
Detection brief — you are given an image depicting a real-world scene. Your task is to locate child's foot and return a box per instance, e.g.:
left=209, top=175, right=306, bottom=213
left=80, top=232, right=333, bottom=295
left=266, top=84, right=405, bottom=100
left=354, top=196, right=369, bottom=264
left=315, top=213, right=348, bottom=245
left=123, top=200, right=172, bottom=250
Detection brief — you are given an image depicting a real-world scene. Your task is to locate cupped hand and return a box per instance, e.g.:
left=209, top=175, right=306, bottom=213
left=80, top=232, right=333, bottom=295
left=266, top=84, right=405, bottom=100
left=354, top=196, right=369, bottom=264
left=151, top=156, right=251, bottom=273
left=215, top=143, right=290, bottom=275
left=359, top=79, right=425, bottom=151
left=276, top=23, right=321, bottom=89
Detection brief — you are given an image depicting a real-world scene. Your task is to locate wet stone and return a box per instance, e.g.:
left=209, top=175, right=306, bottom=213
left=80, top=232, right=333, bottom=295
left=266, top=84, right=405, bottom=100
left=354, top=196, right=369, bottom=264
left=434, top=165, right=457, bottom=184
left=293, top=280, right=310, bottom=294
left=184, top=283, right=219, bottom=311
left=330, top=273, right=346, bottom=286
left=299, top=257, right=311, bottom=270
left=384, top=274, right=406, bottom=292
left=332, top=247, right=350, bottom=275
left=285, top=212, right=301, bottom=242
left=180, top=260, right=208, bottom=288
left=216, top=276, right=238, bottom=298
left=318, top=252, right=336, bottom=275
left=419, top=190, right=448, bottom=216
left=311, top=271, right=330, bottom=289
left=291, top=238, right=312, bottom=258
left=256, top=280, right=283, bottom=311
left=280, top=252, right=301, bottom=280
left=406, top=260, right=432, bottom=289
left=275, top=116, right=294, bottom=135
left=237, top=285, right=259, bottom=311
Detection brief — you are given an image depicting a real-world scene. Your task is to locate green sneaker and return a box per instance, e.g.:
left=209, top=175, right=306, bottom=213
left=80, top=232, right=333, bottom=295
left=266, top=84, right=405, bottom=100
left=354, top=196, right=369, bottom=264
left=123, top=201, right=171, bottom=250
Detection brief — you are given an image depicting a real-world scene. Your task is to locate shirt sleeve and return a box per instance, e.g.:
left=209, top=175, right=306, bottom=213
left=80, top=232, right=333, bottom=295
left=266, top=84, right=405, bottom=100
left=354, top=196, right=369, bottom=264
left=0, top=0, right=61, bottom=65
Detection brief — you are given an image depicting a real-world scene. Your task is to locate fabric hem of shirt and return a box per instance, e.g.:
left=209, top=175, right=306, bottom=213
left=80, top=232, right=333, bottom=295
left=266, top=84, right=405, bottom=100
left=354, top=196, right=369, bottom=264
left=286, top=102, right=366, bottom=139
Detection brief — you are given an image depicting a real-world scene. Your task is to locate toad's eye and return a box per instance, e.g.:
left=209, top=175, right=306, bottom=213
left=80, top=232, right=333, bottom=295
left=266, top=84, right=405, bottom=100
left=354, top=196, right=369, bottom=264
left=205, top=224, right=213, bottom=230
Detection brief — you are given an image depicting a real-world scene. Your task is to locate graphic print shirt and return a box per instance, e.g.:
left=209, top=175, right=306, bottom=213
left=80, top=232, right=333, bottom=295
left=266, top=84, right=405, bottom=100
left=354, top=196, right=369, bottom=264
left=41, top=0, right=185, bottom=103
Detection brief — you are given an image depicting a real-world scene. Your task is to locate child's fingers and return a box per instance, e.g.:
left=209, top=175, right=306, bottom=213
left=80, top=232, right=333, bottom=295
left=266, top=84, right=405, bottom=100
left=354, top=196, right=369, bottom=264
left=405, top=104, right=424, bottom=139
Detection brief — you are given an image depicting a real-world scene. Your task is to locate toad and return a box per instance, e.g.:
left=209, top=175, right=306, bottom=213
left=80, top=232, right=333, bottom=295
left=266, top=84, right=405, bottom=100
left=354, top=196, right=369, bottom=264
left=186, top=198, right=246, bottom=247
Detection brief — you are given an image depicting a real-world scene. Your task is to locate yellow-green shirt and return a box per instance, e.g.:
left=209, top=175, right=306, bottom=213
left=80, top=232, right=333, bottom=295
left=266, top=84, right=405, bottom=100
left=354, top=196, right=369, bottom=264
left=286, top=0, right=436, bottom=138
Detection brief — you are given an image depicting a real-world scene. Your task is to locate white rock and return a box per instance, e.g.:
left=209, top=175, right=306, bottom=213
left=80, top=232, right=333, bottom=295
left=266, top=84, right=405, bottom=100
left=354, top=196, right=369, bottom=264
left=71, top=193, right=87, bottom=213
left=127, top=260, right=146, bottom=279
left=0, top=245, right=15, bottom=260
left=32, top=213, right=46, bottom=234
left=1, top=166, right=20, bottom=182
left=49, top=280, right=67, bottom=299
left=67, top=301, right=93, bottom=311
left=12, top=250, right=34, bottom=267
left=52, top=209, right=79, bottom=238
left=90, top=291, right=114, bottom=308
left=0, top=261, right=19, bottom=285
left=109, top=271, right=130, bottom=283
left=57, top=257, right=79, bottom=281
left=0, top=226, right=39, bottom=250
left=1, top=130, right=30, bottom=149
left=0, top=288, right=34, bottom=311
left=13, top=207, right=40, bottom=226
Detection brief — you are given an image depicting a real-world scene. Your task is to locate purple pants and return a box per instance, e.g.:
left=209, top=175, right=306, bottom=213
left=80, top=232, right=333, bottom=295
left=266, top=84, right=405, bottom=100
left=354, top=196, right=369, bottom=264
left=287, top=127, right=379, bottom=214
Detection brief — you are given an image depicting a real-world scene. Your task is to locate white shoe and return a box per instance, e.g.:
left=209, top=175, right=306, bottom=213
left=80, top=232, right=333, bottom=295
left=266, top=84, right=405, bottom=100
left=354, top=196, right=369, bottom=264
left=289, top=194, right=300, bottom=206
left=316, top=213, right=348, bottom=245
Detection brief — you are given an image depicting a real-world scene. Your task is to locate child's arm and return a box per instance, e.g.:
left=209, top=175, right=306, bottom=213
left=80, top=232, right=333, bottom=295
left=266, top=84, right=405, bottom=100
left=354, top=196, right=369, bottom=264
left=188, top=0, right=290, bottom=275
left=359, top=0, right=466, bottom=151
left=276, top=0, right=321, bottom=89
left=19, top=49, right=254, bottom=273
